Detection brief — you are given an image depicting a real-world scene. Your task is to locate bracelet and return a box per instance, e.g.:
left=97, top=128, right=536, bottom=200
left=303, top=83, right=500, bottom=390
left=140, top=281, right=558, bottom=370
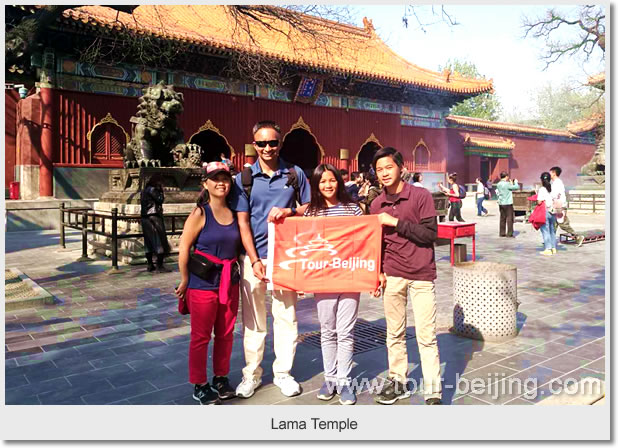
left=251, top=259, right=262, bottom=267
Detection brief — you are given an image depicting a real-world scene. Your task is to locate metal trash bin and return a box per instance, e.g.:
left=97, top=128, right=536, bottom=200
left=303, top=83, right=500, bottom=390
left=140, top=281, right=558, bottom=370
left=453, top=261, right=519, bottom=341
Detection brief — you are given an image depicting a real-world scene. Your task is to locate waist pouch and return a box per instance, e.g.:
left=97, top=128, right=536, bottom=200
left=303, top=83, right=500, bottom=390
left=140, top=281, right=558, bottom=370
left=188, top=251, right=240, bottom=284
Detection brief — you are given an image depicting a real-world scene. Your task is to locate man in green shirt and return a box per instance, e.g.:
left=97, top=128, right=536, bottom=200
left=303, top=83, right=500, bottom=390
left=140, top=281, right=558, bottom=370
left=496, top=171, right=519, bottom=237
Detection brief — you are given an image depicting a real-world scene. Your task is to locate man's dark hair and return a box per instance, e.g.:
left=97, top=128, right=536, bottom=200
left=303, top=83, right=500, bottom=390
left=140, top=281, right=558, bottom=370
left=372, top=147, right=404, bottom=170
left=351, top=171, right=360, bottom=181
left=340, top=169, right=349, bottom=176
left=252, top=120, right=281, bottom=136
left=550, top=166, right=562, bottom=177
left=500, top=171, right=509, bottom=179
left=412, top=172, right=422, bottom=183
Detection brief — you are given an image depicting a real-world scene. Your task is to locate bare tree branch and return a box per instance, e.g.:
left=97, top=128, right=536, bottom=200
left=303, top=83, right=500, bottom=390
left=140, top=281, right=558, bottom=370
left=522, top=5, right=605, bottom=69
left=402, top=5, right=459, bottom=32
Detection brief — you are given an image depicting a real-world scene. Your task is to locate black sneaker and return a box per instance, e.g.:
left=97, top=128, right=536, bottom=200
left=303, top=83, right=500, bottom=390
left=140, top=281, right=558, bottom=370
left=374, top=378, right=411, bottom=405
left=425, top=397, right=442, bottom=405
left=193, top=384, right=221, bottom=405
left=212, top=376, right=236, bottom=400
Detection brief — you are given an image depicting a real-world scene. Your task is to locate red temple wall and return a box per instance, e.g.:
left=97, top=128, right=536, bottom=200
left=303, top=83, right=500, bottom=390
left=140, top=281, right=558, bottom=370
left=6, top=87, right=593, bottom=195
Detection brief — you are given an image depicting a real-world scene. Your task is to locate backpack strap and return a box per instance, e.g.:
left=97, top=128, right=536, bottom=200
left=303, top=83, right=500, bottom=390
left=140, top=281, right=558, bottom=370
left=286, top=166, right=301, bottom=205
left=241, top=166, right=253, bottom=199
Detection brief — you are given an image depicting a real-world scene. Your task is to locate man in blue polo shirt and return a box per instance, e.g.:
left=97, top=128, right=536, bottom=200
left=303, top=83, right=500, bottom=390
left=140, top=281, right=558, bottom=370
left=228, top=120, right=311, bottom=399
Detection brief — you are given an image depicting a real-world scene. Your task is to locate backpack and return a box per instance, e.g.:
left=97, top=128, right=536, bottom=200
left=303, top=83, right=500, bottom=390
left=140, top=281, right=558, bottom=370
left=241, top=165, right=301, bottom=205
left=457, top=184, right=467, bottom=199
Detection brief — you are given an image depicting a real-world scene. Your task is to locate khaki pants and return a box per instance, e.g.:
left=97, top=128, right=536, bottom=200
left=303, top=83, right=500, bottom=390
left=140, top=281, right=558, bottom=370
left=383, top=275, right=442, bottom=399
left=240, top=255, right=298, bottom=381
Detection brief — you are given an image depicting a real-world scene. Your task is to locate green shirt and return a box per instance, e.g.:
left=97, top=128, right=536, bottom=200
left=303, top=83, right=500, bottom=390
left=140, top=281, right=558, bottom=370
left=496, top=180, right=519, bottom=205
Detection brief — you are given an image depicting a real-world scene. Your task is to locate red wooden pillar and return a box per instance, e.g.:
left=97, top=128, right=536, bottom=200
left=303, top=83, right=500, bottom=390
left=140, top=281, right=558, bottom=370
left=39, top=87, right=54, bottom=197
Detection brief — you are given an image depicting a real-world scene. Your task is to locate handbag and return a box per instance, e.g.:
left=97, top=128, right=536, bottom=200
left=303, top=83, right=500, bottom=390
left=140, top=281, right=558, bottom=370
left=178, top=295, right=189, bottom=315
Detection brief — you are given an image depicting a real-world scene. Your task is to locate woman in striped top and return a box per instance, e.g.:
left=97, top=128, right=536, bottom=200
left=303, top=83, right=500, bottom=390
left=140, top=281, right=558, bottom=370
left=304, top=164, right=362, bottom=405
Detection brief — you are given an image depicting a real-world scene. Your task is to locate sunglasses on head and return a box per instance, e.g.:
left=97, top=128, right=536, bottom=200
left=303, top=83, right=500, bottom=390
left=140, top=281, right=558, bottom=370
left=254, top=139, right=280, bottom=148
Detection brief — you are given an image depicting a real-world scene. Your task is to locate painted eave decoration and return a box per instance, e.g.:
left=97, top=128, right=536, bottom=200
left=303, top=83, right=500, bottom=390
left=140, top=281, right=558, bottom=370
left=57, top=5, right=493, bottom=95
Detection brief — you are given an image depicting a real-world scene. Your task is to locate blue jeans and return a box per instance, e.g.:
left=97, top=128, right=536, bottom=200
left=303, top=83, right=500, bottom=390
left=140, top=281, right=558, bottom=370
left=476, top=197, right=487, bottom=216
left=539, top=211, right=557, bottom=250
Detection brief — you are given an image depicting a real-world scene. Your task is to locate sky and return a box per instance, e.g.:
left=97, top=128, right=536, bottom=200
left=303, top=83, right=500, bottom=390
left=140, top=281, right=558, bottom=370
left=349, top=4, right=605, bottom=121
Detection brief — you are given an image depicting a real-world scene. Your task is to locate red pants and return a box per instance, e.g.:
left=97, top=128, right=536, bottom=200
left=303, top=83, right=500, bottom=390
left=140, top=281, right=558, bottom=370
left=188, top=287, right=239, bottom=384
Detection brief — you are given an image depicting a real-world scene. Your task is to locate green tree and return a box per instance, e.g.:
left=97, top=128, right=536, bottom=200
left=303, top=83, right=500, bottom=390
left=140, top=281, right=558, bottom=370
left=439, top=59, right=502, bottom=121
left=527, top=83, right=604, bottom=129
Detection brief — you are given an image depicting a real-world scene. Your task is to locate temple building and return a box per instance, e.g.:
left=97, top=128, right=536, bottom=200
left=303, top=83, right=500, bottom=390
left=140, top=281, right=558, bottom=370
left=6, top=5, right=597, bottom=201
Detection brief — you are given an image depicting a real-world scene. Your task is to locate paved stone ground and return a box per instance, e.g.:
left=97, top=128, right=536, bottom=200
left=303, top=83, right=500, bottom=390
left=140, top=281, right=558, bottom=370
left=5, top=199, right=606, bottom=405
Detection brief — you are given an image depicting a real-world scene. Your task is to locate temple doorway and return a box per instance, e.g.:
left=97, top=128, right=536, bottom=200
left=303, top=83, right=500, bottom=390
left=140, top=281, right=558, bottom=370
left=358, top=141, right=381, bottom=173
left=280, top=128, right=320, bottom=178
left=189, top=130, right=232, bottom=165
left=481, top=158, right=490, bottom=182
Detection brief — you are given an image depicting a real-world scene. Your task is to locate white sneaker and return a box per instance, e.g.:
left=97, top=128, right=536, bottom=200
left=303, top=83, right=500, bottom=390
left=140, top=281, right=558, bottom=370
left=235, top=377, right=262, bottom=399
left=274, top=375, right=301, bottom=397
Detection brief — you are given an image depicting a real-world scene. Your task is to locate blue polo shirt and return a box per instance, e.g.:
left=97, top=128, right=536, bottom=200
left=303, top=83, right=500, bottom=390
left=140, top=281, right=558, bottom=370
left=228, top=159, right=311, bottom=259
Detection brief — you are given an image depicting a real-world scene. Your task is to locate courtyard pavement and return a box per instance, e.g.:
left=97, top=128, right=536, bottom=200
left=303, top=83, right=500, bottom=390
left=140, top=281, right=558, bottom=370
left=4, top=198, right=606, bottom=405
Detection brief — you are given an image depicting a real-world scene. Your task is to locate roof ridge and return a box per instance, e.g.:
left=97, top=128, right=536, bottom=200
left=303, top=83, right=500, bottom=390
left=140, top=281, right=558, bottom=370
left=447, top=115, right=576, bottom=138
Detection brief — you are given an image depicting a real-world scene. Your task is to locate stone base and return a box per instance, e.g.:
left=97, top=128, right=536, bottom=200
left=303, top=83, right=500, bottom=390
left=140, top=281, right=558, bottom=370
left=575, top=174, right=605, bottom=190
left=88, top=201, right=195, bottom=265
left=99, top=167, right=202, bottom=204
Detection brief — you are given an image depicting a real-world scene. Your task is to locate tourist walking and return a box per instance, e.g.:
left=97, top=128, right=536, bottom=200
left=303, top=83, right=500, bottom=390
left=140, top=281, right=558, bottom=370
left=140, top=174, right=171, bottom=272
left=228, top=120, right=311, bottom=399
left=175, top=161, right=241, bottom=405
left=304, top=164, right=363, bottom=405
left=370, top=147, right=442, bottom=406
left=438, top=173, right=464, bottom=222
left=550, top=166, right=585, bottom=247
left=475, top=177, right=488, bottom=217
left=496, top=171, right=519, bottom=237
left=537, top=172, right=557, bottom=255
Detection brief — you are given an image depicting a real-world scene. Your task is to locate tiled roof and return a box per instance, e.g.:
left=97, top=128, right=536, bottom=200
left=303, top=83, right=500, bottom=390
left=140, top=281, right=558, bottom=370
left=446, top=115, right=576, bottom=138
left=463, top=134, right=515, bottom=150
left=59, top=5, right=493, bottom=95
left=567, top=114, right=604, bottom=134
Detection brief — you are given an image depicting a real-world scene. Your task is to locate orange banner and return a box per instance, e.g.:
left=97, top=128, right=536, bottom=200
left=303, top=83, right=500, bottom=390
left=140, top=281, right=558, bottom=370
left=266, top=216, right=382, bottom=293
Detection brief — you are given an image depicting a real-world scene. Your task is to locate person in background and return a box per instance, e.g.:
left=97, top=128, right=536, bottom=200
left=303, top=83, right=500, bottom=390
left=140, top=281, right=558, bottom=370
left=342, top=169, right=360, bottom=202
left=359, top=172, right=382, bottom=214
left=220, top=152, right=234, bottom=172
left=550, top=166, right=585, bottom=247
left=486, top=179, right=495, bottom=200
left=412, top=172, right=424, bottom=188
left=140, top=174, right=171, bottom=272
left=228, top=120, right=311, bottom=399
left=495, top=171, right=519, bottom=238
left=475, top=177, right=488, bottom=217
left=438, top=173, right=464, bottom=222
left=370, top=147, right=442, bottom=406
left=304, top=164, right=364, bottom=405
left=536, top=172, right=557, bottom=256
left=175, top=161, right=241, bottom=405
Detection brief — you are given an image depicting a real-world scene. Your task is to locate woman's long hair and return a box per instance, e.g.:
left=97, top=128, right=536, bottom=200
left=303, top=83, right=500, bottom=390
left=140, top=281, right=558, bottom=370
left=306, top=164, right=354, bottom=216
left=540, top=172, right=552, bottom=193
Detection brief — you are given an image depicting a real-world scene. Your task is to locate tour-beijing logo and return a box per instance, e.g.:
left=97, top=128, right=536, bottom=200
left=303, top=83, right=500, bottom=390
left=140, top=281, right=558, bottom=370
left=279, top=232, right=376, bottom=272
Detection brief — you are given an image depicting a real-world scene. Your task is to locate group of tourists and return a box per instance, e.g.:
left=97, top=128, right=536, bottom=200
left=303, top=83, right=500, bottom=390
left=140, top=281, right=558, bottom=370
left=174, top=120, right=442, bottom=406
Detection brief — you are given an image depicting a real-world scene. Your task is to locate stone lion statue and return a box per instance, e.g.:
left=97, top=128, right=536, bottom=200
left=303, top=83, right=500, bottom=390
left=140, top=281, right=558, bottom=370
left=123, top=81, right=202, bottom=168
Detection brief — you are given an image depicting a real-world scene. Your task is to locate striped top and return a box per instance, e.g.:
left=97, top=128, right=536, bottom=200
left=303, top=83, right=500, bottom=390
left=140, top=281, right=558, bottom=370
left=304, top=202, right=364, bottom=217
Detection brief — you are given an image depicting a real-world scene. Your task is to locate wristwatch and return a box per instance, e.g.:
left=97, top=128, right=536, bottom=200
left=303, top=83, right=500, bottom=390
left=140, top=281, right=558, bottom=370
left=290, top=207, right=297, bottom=216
